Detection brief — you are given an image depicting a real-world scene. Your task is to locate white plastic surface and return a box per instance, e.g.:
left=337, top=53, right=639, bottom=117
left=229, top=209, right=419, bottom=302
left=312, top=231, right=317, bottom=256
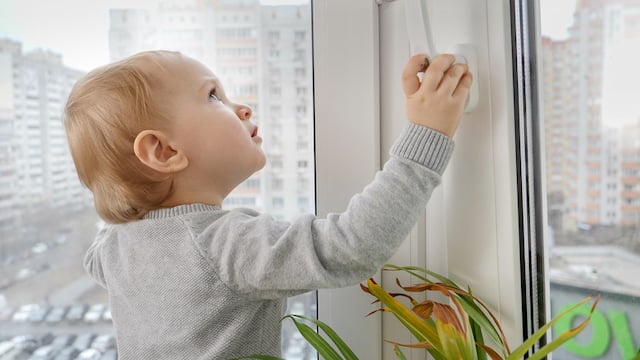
left=448, top=43, right=479, bottom=112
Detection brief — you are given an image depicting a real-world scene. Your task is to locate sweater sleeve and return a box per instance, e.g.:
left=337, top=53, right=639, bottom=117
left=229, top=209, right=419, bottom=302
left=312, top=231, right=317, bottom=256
left=195, top=123, right=454, bottom=299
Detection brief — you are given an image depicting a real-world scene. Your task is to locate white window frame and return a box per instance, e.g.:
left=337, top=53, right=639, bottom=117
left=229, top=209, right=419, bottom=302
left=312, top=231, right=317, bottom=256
left=377, top=0, right=526, bottom=357
left=313, top=0, right=382, bottom=359
left=315, top=0, right=529, bottom=359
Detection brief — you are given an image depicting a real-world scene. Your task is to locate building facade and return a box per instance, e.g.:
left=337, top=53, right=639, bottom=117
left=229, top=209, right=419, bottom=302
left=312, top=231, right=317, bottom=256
left=0, top=39, right=87, bottom=246
left=542, top=0, right=640, bottom=232
left=108, top=0, right=315, bottom=220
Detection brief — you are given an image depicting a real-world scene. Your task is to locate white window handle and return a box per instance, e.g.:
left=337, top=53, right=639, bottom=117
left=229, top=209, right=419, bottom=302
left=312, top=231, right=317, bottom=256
left=403, top=0, right=479, bottom=112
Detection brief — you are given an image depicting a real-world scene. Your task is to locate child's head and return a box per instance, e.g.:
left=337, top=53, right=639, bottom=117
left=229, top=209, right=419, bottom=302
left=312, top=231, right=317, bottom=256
left=64, top=50, right=266, bottom=224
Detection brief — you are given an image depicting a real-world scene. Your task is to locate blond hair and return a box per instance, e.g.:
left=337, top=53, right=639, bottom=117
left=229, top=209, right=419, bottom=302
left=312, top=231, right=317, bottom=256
left=64, top=50, right=179, bottom=223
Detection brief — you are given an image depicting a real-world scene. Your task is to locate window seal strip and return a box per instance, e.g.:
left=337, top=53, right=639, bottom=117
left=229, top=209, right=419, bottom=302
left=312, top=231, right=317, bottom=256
left=510, top=0, right=549, bottom=355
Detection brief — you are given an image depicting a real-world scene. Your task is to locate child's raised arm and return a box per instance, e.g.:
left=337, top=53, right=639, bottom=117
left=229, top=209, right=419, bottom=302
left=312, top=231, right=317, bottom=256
left=402, top=53, right=473, bottom=138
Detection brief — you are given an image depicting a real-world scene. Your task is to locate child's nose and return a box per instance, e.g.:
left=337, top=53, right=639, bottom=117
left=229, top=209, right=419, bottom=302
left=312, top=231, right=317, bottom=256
left=235, top=104, right=252, bottom=120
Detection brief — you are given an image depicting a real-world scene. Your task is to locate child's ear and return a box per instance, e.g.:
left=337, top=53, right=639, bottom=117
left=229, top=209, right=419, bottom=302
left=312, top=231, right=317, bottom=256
left=133, top=130, right=188, bottom=173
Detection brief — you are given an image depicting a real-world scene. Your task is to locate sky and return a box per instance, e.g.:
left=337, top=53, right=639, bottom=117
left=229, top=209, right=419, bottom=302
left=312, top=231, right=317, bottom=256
left=539, top=0, right=577, bottom=40
left=0, top=0, right=309, bottom=72
left=0, top=0, right=575, bottom=72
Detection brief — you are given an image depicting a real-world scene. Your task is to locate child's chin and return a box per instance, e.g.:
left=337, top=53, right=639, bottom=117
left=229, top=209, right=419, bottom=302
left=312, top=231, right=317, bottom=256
left=258, top=156, right=267, bottom=169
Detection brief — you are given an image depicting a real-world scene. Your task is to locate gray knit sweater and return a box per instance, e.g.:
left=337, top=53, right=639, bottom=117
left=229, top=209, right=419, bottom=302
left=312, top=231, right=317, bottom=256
left=84, top=123, right=454, bottom=359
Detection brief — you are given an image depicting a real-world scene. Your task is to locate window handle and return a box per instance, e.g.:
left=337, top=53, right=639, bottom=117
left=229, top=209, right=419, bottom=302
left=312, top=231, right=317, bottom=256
left=403, top=0, right=479, bottom=112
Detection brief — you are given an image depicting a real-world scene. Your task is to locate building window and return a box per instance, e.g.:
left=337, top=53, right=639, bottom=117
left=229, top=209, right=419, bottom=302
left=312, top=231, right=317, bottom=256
left=268, top=30, right=280, bottom=41
left=272, top=197, right=284, bottom=208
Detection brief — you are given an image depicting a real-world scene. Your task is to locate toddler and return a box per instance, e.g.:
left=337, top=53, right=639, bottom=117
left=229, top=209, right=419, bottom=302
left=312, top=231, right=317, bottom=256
left=63, top=50, right=472, bottom=359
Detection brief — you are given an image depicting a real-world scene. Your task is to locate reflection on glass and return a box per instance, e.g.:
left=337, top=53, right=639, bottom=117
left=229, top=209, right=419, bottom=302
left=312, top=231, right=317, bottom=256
left=541, top=0, right=640, bottom=359
left=0, top=1, right=316, bottom=359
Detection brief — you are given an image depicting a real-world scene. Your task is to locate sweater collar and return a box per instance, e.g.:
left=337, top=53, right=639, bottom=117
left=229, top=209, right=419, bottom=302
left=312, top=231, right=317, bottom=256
left=143, top=203, right=221, bottom=219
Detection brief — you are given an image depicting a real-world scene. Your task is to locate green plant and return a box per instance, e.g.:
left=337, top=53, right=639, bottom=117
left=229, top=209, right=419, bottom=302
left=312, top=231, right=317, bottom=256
left=239, top=264, right=599, bottom=360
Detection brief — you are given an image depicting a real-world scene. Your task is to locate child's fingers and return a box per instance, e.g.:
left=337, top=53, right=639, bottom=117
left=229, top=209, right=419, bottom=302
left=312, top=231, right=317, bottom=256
left=420, top=54, right=456, bottom=92
left=452, top=72, right=473, bottom=101
left=401, top=53, right=430, bottom=96
left=437, top=63, right=469, bottom=96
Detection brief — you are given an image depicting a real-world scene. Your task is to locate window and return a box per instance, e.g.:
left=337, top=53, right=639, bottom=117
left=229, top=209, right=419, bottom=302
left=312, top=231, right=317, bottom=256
left=0, top=1, right=315, bottom=358
left=533, top=0, right=640, bottom=358
left=294, top=30, right=306, bottom=42
left=268, top=30, right=280, bottom=41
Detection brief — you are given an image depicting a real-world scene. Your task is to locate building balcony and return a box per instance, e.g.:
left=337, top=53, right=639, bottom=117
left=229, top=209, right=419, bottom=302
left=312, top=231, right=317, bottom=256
left=586, top=189, right=600, bottom=197
left=621, top=176, right=640, bottom=184
left=585, top=202, right=600, bottom=210
left=621, top=191, right=640, bottom=199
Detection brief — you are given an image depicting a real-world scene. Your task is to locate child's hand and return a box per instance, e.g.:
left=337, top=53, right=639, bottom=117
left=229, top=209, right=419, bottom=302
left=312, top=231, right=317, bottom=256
left=402, top=53, right=473, bottom=137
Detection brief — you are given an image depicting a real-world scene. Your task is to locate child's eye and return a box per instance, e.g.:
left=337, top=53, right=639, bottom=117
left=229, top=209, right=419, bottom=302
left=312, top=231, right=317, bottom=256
left=209, top=89, right=221, bottom=102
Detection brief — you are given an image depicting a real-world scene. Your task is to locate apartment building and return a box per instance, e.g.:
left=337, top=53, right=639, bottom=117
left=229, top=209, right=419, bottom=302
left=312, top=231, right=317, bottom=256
left=542, top=0, right=640, bottom=231
left=620, top=120, right=640, bottom=226
left=259, top=4, right=314, bottom=219
left=541, top=36, right=574, bottom=232
left=0, top=38, right=87, bottom=243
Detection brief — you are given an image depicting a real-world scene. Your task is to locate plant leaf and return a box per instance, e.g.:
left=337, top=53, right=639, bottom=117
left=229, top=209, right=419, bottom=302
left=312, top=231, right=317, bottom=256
left=286, top=316, right=344, bottom=360
left=384, top=264, right=456, bottom=286
left=283, top=314, right=359, bottom=360
left=412, top=300, right=434, bottom=320
left=393, top=345, right=408, bottom=360
left=433, top=302, right=465, bottom=335
left=385, top=264, right=509, bottom=355
left=364, top=278, right=445, bottom=358
left=526, top=317, right=591, bottom=360
left=470, top=315, right=489, bottom=360
left=476, top=343, right=504, bottom=360
left=508, top=294, right=599, bottom=360
left=436, top=319, right=475, bottom=360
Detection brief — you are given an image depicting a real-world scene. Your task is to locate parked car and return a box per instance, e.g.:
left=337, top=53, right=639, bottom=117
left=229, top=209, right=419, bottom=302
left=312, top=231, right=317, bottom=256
left=0, top=278, right=13, bottom=290
left=35, top=333, right=54, bottom=347
left=51, top=347, right=79, bottom=360
left=27, top=345, right=62, bottom=360
left=101, top=309, right=111, bottom=322
left=0, top=341, right=15, bottom=357
left=89, top=336, right=115, bottom=353
left=49, top=335, right=76, bottom=349
left=83, top=304, right=106, bottom=323
left=0, top=348, right=32, bottom=360
left=99, top=349, right=117, bottom=360
left=15, top=267, right=34, bottom=280
left=11, top=304, right=39, bottom=323
left=27, top=305, right=49, bottom=323
left=75, top=348, right=101, bottom=360
left=71, top=334, right=95, bottom=351
left=44, top=306, right=68, bottom=324
left=65, top=305, right=87, bottom=323
left=11, top=335, right=40, bottom=352
left=31, top=242, right=48, bottom=254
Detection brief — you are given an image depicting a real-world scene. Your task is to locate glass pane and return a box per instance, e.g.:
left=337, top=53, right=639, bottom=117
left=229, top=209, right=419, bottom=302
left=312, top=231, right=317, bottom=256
left=0, top=0, right=316, bottom=359
left=540, top=1, right=640, bottom=358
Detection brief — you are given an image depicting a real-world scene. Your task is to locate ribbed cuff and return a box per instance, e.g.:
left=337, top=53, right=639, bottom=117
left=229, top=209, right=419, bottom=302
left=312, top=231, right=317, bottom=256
left=389, top=123, right=455, bottom=176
